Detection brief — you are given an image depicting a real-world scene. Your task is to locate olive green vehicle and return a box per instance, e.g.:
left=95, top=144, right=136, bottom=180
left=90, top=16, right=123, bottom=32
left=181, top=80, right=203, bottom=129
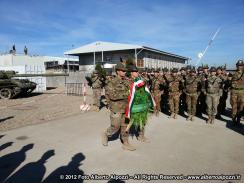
left=0, top=70, right=68, bottom=99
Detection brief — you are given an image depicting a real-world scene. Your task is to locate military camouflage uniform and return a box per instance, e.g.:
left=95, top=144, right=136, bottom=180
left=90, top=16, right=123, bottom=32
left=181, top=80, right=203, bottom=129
left=231, top=69, right=244, bottom=125
left=203, top=71, right=222, bottom=124
left=217, top=72, right=228, bottom=117
left=179, top=67, right=187, bottom=114
left=104, top=75, right=114, bottom=109
left=184, top=73, right=201, bottom=121
left=151, top=74, right=165, bottom=115
left=104, top=75, right=130, bottom=142
left=91, top=72, right=104, bottom=110
left=197, top=72, right=208, bottom=116
left=165, top=70, right=182, bottom=119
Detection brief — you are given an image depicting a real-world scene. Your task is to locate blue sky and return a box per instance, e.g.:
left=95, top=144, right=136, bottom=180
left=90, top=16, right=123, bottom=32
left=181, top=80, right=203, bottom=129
left=0, top=0, right=243, bottom=68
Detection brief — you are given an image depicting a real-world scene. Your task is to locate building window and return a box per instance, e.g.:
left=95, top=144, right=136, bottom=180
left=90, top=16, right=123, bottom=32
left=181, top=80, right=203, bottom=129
left=137, top=59, right=144, bottom=68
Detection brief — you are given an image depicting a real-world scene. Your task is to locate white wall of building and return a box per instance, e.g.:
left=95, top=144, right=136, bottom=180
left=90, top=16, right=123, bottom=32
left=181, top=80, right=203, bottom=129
left=0, top=54, right=46, bottom=92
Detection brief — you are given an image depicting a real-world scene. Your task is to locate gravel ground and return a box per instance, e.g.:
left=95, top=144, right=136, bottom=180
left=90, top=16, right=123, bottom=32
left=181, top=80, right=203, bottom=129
left=0, top=87, right=94, bottom=132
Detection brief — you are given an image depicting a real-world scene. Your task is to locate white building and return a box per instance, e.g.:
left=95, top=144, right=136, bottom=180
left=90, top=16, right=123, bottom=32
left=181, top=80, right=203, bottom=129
left=0, top=54, right=78, bottom=91
left=0, top=54, right=46, bottom=92
left=64, top=41, right=189, bottom=72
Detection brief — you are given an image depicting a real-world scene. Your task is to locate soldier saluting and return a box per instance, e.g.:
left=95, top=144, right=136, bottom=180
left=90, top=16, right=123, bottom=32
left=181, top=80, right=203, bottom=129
left=230, top=60, right=244, bottom=126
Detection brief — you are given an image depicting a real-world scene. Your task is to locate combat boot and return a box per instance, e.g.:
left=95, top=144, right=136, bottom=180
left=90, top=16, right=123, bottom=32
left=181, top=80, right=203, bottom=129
left=211, top=116, right=215, bottom=124
left=154, top=109, right=159, bottom=117
left=169, top=113, right=175, bottom=118
left=122, top=142, right=136, bottom=151
left=137, top=131, right=150, bottom=143
left=207, top=116, right=211, bottom=124
left=232, top=116, right=237, bottom=126
left=95, top=106, right=100, bottom=112
left=174, top=113, right=178, bottom=119
left=186, top=115, right=191, bottom=121
left=101, top=131, right=108, bottom=146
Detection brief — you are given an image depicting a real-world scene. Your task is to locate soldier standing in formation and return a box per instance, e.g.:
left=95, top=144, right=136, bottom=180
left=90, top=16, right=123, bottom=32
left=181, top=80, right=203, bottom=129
left=179, top=67, right=187, bottom=114
left=230, top=60, right=244, bottom=126
left=203, top=67, right=223, bottom=124
left=91, top=70, right=104, bottom=111
left=102, top=63, right=136, bottom=151
left=216, top=66, right=228, bottom=118
left=197, top=65, right=209, bottom=117
left=184, top=68, right=201, bottom=121
left=165, top=68, right=182, bottom=119
left=151, top=68, right=165, bottom=116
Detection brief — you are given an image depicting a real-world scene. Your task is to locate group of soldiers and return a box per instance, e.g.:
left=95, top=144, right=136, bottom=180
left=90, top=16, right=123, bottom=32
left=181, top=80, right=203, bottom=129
left=90, top=59, right=244, bottom=150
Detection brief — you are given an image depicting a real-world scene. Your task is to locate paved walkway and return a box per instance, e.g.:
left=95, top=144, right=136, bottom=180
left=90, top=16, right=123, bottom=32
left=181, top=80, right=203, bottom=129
left=0, top=109, right=243, bottom=183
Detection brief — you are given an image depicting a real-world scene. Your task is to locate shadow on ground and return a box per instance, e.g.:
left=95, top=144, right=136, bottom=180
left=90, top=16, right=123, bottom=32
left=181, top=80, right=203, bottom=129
left=0, top=116, right=14, bottom=123
left=0, top=141, right=86, bottom=183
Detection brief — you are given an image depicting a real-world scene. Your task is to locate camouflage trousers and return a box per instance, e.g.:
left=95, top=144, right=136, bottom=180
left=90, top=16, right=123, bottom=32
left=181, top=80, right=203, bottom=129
left=186, top=93, right=198, bottom=116
left=168, top=92, right=180, bottom=114
left=92, top=88, right=102, bottom=107
left=230, top=90, right=244, bottom=119
left=206, top=94, right=220, bottom=116
left=105, top=112, right=129, bottom=143
left=197, top=92, right=206, bottom=115
left=180, top=92, right=187, bottom=113
left=152, top=91, right=162, bottom=113
left=217, top=91, right=228, bottom=116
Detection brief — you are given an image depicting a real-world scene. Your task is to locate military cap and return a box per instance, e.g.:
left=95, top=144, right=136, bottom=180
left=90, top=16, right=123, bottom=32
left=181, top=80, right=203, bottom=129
left=190, top=68, right=196, bottom=73
left=138, top=68, right=144, bottom=73
left=115, top=62, right=126, bottom=71
left=202, top=64, right=209, bottom=69
left=154, top=68, right=160, bottom=73
left=171, top=68, right=178, bottom=73
left=106, top=70, right=112, bottom=76
left=127, top=65, right=138, bottom=72
left=236, top=60, right=244, bottom=66
left=217, top=66, right=222, bottom=70
left=197, top=66, right=203, bottom=71
left=186, top=65, right=192, bottom=70
left=209, top=67, right=217, bottom=72
left=163, top=67, right=169, bottom=72
left=180, top=67, right=186, bottom=71
left=228, top=73, right=233, bottom=77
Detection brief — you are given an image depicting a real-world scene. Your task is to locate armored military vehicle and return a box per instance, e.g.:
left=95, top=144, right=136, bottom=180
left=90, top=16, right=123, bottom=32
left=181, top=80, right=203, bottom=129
left=0, top=70, right=68, bottom=99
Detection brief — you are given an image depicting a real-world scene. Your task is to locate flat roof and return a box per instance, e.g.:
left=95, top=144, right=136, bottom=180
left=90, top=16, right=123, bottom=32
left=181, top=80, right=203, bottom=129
left=64, top=41, right=188, bottom=60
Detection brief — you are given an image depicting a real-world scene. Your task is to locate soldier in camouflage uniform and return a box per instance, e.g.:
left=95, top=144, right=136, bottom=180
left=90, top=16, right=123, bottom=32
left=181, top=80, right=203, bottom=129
left=230, top=60, right=244, bottom=126
left=179, top=67, right=187, bottom=114
left=104, top=71, right=114, bottom=109
left=197, top=65, right=209, bottom=116
left=101, top=62, right=136, bottom=151
left=161, top=67, right=170, bottom=113
left=165, top=68, right=182, bottom=119
left=184, top=69, right=201, bottom=121
left=203, top=67, right=222, bottom=124
left=91, top=70, right=104, bottom=111
left=216, top=66, right=228, bottom=118
left=151, top=68, right=165, bottom=116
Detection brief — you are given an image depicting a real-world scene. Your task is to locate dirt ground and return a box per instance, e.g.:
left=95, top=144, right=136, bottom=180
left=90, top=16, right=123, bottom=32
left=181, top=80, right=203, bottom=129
left=0, top=87, right=93, bottom=131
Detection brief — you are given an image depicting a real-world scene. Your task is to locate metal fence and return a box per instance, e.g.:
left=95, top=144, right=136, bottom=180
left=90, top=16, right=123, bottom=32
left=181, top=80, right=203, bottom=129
left=65, top=83, right=83, bottom=96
